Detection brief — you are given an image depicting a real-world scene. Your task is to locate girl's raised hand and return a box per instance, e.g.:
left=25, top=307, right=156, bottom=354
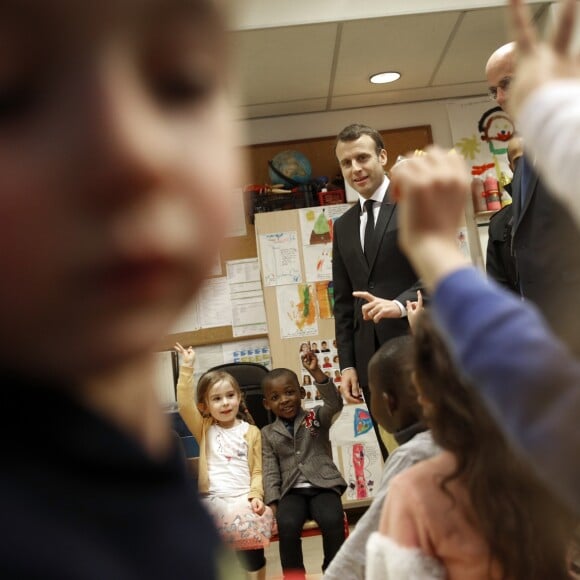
left=250, top=497, right=265, bottom=515
left=175, top=342, right=195, bottom=368
left=406, top=290, right=424, bottom=333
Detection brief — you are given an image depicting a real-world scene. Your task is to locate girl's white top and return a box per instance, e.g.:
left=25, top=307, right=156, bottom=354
left=207, top=420, right=251, bottom=497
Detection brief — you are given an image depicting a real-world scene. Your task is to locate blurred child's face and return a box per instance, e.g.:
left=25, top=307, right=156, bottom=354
left=263, top=375, right=302, bottom=421
left=205, top=379, right=241, bottom=428
left=0, top=0, right=239, bottom=380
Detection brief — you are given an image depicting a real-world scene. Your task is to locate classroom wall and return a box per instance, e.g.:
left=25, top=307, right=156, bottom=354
left=239, top=97, right=464, bottom=148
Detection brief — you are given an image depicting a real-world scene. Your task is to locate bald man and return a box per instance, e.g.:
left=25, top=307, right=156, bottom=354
left=486, top=43, right=580, bottom=353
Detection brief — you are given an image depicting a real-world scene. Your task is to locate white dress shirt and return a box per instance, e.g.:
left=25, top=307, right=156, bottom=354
left=357, top=176, right=405, bottom=317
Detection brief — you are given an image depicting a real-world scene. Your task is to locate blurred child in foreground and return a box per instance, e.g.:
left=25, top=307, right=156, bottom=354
left=0, top=0, right=241, bottom=577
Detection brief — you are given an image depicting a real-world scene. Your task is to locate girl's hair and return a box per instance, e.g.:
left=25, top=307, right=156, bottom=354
left=413, top=312, right=573, bottom=580
left=196, top=370, right=255, bottom=425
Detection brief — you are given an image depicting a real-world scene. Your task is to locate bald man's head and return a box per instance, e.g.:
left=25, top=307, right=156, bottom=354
left=486, top=42, right=516, bottom=109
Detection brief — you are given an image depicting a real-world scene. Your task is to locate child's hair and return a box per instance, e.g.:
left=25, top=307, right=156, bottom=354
left=196, top=370, right=255, bottom=425
left=369, top=335, right=415, bottom=398
left=413, top=313, right=574, bottom=580
left=261, top=368, right=300, bottom=393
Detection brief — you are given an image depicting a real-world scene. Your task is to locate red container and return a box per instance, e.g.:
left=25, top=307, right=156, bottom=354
left=318, top=189, right=346, bottom=206
left=483, top=175, right=501, bottom=211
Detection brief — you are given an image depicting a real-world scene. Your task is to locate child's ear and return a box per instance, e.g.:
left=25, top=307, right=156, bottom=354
left=384, top=392, right=397, bottom=415
left=197, top=402, right=207, bottom=416
left=263, top=397, right=271, bottom=411
left=300, top=387, right=306, bottom=399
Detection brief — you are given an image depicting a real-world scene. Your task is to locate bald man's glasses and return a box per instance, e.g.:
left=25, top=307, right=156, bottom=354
left=488, top=77, right=512, bottom=101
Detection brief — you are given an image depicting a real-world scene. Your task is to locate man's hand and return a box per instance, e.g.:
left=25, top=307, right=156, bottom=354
left=508, top=0, right=580, bottom=118
left=250, top=497, right=265, bottom=516
left=390, top=147, right=471, bottom=291
left=340, top=367, right=363, bottom=404
left=406, top=290, right=424, bottom=333
left=174, top=342, right=195, bottom=368
left=352, top=291, right=402, bottom=323
left=301, top=351, right=327, bottom=384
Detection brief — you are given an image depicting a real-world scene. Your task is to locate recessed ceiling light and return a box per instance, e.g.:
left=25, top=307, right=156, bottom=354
left=369, top=71, right=401, bottom=84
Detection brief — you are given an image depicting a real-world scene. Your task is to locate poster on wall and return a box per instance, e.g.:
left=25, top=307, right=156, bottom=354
left=259, top=231, right=302, bottom=287
left=276, top=283, right=318, bottom=339
left=298, top=205, right=351, bottom=246
left=303, top=243, right=333, bottom=282
left=297, top=337, right=341, bottom=408
left=331, top=404, right=383, bottom=502
left=315, top=281, right=335, bottom=319
left=340, top=442, right=383, bottom=502
left=447, top=97, right=513, bottom=191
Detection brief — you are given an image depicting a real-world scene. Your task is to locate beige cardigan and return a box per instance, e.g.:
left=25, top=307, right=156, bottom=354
left=176, top=366, right=263, bottom=499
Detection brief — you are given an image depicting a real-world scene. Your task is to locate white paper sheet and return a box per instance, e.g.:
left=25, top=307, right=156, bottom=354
left=222, top=338, right=271, bottom=369
left=276, top=283, right=318, bottom=339
left=226, top=258, right=261, bottom=284
left=197, top=277, right=232, bottom=328
left=169, top=297, right=201, bottom=334
left=259, top=231, right=302, bottom=287
left=153, top=351, right=176, bottom=406
left=303, top=243, right=333, bottom=282
left=190, top=344, right=227, bottom=386
left=225, top=188, right=248, bottom=238
left=340, top=441, right=383, bottom=501
left=227, top=258, right=267, bottom=336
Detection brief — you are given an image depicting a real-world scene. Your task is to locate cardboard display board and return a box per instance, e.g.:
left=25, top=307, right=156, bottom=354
left=255, top=207, right=384, bottom=507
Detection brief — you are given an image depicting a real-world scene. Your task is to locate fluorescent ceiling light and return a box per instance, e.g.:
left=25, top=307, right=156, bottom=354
left=369, top=71, right=401, bottom=84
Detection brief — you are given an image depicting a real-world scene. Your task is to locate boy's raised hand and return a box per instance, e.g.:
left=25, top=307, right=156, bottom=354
left=301, top=350, right=327, bottom=384
left=175, top=343, right=195, bottom=368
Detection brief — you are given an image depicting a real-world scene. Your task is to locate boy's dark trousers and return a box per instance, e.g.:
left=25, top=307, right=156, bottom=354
left=276, top=487, right=345, bottom=575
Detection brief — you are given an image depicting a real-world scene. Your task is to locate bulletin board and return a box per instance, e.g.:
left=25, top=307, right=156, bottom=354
left=156, top=193, right=264, bottom=353
left=248, top=125, right=433, bottom=185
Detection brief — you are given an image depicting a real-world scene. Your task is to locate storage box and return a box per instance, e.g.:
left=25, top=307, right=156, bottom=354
left=318, top=189, right=346, bottom=206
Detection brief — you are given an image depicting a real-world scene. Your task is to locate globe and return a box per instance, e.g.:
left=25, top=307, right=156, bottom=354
left=269, top=150, right=312, bottom=187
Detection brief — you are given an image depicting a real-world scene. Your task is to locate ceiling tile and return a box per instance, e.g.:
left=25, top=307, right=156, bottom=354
left=231, top=23, right=337, bottom=106
left=332, top=11, right=461, bottom=97
left=239, top=98, right=328, bottom=119
left=433, top=5, right=547, bottom=86
left=330, top=82, right=489, bottom=110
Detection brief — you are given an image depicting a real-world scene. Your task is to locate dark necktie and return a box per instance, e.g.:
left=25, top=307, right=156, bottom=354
left=363, top=199, right=375, bottom=263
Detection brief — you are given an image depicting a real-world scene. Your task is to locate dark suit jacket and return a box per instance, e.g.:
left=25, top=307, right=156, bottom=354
left=332, top=192, right=422, bottom=386
left=486, top=203, right=518, bottom=294
left=261, top=378, right=346, bottom=505
left=511, top=158, right=580, bottom=352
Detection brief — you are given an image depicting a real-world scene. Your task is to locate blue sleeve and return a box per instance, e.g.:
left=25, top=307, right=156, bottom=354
left=432, top=267, right=580, bottom=514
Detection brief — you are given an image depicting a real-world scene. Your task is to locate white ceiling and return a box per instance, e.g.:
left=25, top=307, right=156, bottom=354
left=231, top=3, right=550, bottom=120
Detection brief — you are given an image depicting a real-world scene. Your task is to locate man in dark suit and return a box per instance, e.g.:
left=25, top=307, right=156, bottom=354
left=486, top=43, right=580, bottom=353
left=332, top=124, right=422, bottom=458
left=486, top=136, right=522, bottom=294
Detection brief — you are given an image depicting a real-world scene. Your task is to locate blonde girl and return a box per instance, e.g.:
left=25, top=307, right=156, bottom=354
left=175, top=343, right=272, bottom=580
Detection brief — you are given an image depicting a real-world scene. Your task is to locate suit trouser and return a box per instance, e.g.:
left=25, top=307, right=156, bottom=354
left=360, top=384, right=389, bottom=460
left=276, top=488, right=345, bottom=575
